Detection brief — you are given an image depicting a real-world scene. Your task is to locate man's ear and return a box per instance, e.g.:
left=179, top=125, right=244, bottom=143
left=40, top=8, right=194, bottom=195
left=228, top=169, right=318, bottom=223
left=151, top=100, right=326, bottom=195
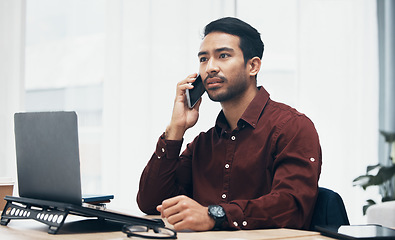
left=248, top=57, right=261, bottom=78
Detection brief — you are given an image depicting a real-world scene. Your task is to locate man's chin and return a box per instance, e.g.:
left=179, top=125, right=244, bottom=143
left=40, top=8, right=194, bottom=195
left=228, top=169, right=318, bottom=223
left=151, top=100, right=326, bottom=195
left=207, top=91, right=231, bottom=102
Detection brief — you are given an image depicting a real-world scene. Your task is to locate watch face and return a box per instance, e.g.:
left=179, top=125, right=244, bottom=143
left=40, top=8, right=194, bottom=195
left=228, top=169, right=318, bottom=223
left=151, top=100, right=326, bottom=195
left=210, top=205, right=225, bottom=218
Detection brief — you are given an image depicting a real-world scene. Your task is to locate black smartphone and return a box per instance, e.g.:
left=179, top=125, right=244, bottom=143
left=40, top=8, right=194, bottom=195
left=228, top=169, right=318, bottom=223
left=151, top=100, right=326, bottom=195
left=316, top=225, right=395, bottom=240
left=186, top=75, right=205, bottom=108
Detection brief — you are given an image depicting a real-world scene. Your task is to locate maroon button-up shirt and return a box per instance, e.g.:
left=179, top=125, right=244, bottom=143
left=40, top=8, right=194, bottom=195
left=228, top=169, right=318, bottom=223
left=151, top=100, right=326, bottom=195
left=137, top=87, right=322, bottom=230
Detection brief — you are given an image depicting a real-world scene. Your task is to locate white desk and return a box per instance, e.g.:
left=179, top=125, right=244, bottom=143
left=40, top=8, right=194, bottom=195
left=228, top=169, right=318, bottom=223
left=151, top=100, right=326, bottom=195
left=0, top=214, right=336, bottom=240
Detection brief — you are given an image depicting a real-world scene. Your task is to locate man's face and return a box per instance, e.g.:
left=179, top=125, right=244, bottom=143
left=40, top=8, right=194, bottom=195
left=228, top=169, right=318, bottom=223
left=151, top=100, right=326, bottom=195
left=198, top=32, right=250, bottom=103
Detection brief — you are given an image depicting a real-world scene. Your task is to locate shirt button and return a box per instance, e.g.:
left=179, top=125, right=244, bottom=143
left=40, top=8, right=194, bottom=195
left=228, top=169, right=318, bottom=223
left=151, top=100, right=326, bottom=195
left=157, top=156, right=161, bottom=159
left=310, top=157, right=315, bottom=162
left=161, top=148, right=165, bottom=153
left=233, top=221, right=238, bottom=227
left=231, top=136, right=236, bottom=141
left=225, top=164, right=230, bottom=169
left=221, top=194, right=227, bottom=199
left=242, top=221, right=247, bottom=226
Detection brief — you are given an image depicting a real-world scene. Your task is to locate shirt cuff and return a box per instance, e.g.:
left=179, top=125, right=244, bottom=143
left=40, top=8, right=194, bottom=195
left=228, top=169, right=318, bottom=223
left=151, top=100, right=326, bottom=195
left=221, top=203, right=246, bottom=230
left=155, top=133, right=183, bottom=159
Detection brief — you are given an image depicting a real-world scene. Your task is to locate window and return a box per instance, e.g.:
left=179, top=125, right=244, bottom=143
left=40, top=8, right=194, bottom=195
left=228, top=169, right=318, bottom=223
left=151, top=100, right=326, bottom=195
left=25, top=0, right=106, bottom=194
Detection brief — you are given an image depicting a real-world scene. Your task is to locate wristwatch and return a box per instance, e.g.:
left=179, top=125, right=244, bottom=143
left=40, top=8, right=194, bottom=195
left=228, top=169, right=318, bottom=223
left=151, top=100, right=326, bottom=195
left=208, top=205, right=226, bottom=229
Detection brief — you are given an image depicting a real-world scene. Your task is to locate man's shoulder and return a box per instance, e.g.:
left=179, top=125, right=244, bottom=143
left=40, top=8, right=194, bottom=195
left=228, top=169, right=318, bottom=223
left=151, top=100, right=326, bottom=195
left=263, top=98, right=317, bottom=131
left=266, top=99, right=305, bottom=118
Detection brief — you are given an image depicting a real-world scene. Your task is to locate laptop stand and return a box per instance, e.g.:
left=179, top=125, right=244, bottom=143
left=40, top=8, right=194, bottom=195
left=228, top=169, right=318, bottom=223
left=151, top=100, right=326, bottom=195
left=1, top=196, right=71, bottom=234
left=1, top=196, right=165, bottom=234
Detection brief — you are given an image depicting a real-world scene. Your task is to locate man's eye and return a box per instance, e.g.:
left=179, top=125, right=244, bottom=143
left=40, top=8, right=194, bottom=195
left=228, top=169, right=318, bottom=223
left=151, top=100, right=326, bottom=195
left=199, top=57, right=207, bottom=63
left=219, top=53, right=229, bottom=58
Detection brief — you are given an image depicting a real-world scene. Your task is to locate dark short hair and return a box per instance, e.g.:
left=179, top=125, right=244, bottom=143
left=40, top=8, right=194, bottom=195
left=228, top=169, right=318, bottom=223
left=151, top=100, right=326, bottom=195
left=204, top=17, right=264, bottom=63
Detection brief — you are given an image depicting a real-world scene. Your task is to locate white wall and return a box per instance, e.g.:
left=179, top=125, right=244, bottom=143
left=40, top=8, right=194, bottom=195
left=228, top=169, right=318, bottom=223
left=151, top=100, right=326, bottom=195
left=0, top=0, right=25, bottom=183
left=297, top=0, right=379, bottom=224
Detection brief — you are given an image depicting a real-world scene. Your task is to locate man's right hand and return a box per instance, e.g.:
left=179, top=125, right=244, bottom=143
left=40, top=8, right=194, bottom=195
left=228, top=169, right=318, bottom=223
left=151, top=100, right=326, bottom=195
left=165, top=73, right=202, bottom=141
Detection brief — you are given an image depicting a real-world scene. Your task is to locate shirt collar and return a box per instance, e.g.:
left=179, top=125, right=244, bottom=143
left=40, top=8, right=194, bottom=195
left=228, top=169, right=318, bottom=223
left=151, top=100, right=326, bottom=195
left=215, top=86, right=270, bottom=135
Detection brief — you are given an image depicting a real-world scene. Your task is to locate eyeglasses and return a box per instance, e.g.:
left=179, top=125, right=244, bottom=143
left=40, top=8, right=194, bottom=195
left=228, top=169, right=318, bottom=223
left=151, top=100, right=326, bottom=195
left=122, top=225, right=177, bottom=239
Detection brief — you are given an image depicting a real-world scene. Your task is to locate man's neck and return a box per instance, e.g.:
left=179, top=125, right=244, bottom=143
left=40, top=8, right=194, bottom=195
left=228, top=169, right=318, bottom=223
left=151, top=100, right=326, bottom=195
left=221, top=86, right=258, bottom=131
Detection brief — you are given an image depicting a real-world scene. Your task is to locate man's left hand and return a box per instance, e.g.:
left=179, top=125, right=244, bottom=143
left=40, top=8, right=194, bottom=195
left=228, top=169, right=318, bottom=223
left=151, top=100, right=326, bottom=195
left=156, top=195, right=215, bottom=231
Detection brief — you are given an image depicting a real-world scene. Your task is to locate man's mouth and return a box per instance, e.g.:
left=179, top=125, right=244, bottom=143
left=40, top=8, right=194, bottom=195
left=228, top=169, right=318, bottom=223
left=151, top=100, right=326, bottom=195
left=205, top=76, right=226, bottom=89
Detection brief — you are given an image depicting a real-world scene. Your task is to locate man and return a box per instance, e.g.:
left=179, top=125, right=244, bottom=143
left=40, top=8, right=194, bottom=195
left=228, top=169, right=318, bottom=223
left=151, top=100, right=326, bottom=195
left=137, top=17, right=322, bottom=231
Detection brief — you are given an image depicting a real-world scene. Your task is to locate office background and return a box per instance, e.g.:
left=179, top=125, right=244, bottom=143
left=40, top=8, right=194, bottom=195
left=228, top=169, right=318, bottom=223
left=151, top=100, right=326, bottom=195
left=0, top=0, right=388, bottom=225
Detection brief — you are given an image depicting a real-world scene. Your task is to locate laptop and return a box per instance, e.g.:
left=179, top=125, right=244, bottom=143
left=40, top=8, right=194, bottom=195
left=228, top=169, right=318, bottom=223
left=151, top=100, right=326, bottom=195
left=15, top=111, right=84, bottom=205
left=8, top=111, right=164, bottom=233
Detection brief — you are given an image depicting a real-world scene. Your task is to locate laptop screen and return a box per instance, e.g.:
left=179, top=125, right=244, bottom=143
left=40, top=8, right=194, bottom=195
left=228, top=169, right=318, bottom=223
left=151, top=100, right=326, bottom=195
left=14, top=111, right=82, bottom=205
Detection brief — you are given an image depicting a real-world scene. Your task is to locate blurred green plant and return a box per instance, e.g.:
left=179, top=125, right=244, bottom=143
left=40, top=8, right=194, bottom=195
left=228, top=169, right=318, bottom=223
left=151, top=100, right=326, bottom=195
left=352, top=163, right=395, bottom=214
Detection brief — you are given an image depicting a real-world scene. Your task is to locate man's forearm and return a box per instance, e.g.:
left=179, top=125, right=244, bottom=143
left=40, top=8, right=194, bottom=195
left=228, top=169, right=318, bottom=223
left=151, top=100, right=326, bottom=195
left=137, top=134, right=187, bottom=214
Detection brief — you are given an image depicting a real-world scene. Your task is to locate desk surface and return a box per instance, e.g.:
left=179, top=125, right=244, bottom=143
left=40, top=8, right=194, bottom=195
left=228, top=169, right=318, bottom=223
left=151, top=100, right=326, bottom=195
left=0, top=213, right=336, bottom=240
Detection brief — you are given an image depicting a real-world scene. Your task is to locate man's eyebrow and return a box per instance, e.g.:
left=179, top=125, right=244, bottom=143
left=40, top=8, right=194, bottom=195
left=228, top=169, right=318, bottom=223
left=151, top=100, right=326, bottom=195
left=198, top=51, right=207, bottom=57
left=215, top=47, right=235, bottom=53
left=198, top=47, right=235, bottom=57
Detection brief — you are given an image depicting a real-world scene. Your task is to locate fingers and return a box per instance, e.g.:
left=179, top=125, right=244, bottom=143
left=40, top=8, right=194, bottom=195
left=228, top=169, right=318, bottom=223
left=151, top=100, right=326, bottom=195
left=160, top=195, right=185, bottom=218
left=175, top=73, right=202, bottom=111
left=167, top=73, right=201, bottom=139
left=156, top=205, right=162, bottom=216
left=158, top=196, right=188, bottom=221
left=175, top=73, right=199, bottom=96
left=157, top=196, right=182, bottom=226
left=156, top=195, right=214, bottom=231
left=192, top=97, right=202, bottom=110
left=166, top=211, right=185, bottom=227
left=182, top=73, right=199, bottom=85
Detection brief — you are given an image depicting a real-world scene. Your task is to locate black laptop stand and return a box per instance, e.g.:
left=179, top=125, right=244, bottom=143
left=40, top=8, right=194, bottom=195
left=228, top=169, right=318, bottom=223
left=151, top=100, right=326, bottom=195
left=1, top=196, right=72, bottom=234
left=1, top=196, right=165, bottom=234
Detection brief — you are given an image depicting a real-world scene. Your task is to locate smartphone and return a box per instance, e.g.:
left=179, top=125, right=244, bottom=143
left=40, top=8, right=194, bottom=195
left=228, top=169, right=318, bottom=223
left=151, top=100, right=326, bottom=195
left=186, top=75, right=205, bottom=108
left=316, top=225, right=395, bottom=240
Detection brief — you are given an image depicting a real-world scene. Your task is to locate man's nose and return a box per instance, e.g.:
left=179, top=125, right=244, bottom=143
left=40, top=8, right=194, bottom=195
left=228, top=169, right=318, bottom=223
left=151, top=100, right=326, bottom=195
left=205, top=58, right=219, bottom=74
